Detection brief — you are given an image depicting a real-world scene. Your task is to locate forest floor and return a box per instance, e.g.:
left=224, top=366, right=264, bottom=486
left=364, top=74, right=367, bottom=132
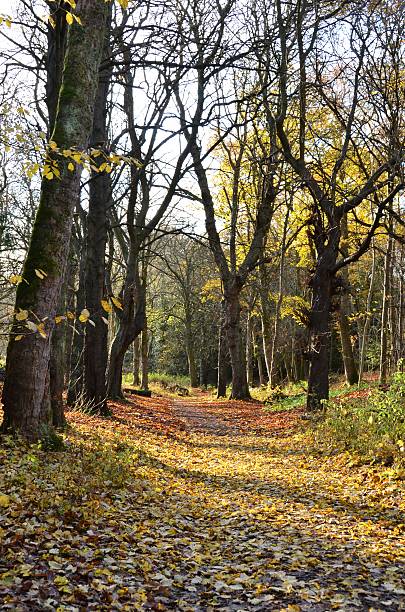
left=1, top=392, right=405, bottom=611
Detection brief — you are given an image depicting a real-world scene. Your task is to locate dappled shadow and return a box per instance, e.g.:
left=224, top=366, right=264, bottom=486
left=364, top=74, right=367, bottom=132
left=134, top=447, right=404, bottom=530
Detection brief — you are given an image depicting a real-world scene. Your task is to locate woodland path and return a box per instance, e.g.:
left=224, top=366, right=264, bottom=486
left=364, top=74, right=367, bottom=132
left=1, top=394, right=404, bottom=610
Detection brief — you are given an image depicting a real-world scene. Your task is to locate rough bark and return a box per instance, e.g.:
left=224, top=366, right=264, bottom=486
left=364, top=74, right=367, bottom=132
left=358, top=244, right=376, bottom=384
left=246, top=313, right=253, bottom=388
left=217, top=300, right=228, bottom=398
left=83, top=14, right=112, bottom=414
left=338, top=303, right=358, bottom=385
left=259, top=264, right=273, bottom=380
left=185, top=318, right=198, bottom=387
left=224, top=284, right=250, bottom=400
left=66, top=235, right=86, bottom=406
left=2, top=0, right=109, bottom=440
left=50, top=283, right=67, bottom=429
left=141, top=326, right=149, bottom=392
left=132, top=336, right=140, bottom=386
left=338, top=214, right=358, bottom=385
left=107, top=268, right=145, bottom=399
left=379, top=235, right=393, bottom=384
left=306, top=233, right=339, bottom=411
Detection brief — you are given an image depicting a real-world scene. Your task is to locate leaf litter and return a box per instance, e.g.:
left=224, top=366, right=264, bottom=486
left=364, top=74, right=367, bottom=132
left=0, top=394, right=404, bottom=610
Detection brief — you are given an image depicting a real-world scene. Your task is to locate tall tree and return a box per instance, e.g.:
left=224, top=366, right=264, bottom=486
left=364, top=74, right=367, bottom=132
left=1, top=0, right=110, bottom=440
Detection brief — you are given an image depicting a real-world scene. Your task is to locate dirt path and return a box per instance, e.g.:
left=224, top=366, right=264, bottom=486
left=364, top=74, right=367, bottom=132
left=172, top=397, right=243, bottom=435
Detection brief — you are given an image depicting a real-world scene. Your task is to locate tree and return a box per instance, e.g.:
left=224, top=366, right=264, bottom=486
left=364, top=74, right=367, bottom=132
left=1, top=0, right=110, bottom=440
left=254, top=0, right=404, bottom=408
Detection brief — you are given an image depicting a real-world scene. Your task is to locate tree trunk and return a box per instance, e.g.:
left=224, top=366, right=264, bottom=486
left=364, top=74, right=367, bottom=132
left=185, top=318, right=198, bottom=387
left=380, top=235, right=393, bottom=384
left=224, top=285, right=250, bottom=400
left=259, top=264, right=273, bottom=380
left=269, top=204, right=290, bottom=387
left=338, top=214, right=358, bottom=385
left=107, top=277, right=145, bottom=399
left=141, top=327, right=149, bottom=391
left=1, top=0, right=109, bottom=440
left=50, top=283, right=67, bottom=429
left=306, top=255, right=334, bottom=410
left=83, top=18, right=112, bottom=415
left=66, top=237, right=86, bottom=406
left=246, top=312, right=254, bottom=388
left=358, top=243, right=376, bottom=385
left=132, top=336, right=140, bottom=386
left=217, top=301, right=228, bottom=398
left=338, top=304, right=358, bottom=385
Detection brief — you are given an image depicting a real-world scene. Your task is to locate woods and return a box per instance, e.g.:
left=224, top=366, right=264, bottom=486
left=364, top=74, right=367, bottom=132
left=0, top=1, right=404, bottom=608
left=0, top=0, right=403, bottom=436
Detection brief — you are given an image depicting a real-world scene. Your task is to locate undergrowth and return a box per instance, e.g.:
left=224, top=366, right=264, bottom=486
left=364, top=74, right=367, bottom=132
left=314, top=371, right=405, bottom=466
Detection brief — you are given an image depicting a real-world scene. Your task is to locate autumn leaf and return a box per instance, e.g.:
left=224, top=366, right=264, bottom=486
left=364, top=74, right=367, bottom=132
left=15, top=309, right=29, bottom=321
left=101, top=299, right=112, bottom=313
left=79, top=308, right=90, bottom=323
left=0, top=494, right=10, bottom=508
left=35, top=268, right=47, bottom=279
left=111, top=296, right=123, bottom=310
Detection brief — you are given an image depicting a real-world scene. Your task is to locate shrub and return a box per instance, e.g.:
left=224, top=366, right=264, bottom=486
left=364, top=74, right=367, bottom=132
left=314, top=372, right=405, bottom=465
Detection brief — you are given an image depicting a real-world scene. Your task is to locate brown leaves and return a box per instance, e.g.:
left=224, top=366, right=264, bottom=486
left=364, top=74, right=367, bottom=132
left=0, top=394, right=404, bottom=610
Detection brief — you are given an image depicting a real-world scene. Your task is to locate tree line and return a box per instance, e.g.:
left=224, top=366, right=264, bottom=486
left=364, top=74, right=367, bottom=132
left=0, top=0, right=403, bottom=440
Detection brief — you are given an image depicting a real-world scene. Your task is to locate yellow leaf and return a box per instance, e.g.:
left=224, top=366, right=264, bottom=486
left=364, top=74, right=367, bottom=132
left=68, top=162, right=74, bottom=171
left=55, top=315, right=66, bottom=324
left=111, top=296, right=123, bottom=310
left=79, top=308, right=90, bottom=322
left=37, top=323, right=47, bottom=339
left=66, top=12, right=74, bottom=25
left=0, top=494, right=10, bottom=508
left=101, top=299, right=112, bottom=313
left=35, top=268, right=47, bottom=279
left=49, top=140, right=58, bottom=150
left=66, top=311, right=75, bottom=320
left=14, top=335, right=23, bottom=341
left=15, top=309, right=29, bottom=321
left=9, top=274, right=23, bottom=285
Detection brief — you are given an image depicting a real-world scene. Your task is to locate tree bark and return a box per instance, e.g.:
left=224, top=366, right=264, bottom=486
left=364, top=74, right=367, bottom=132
left=141, top=326, right=149, bottom=392
left=358, top=242, right=376, bottom=385
left=107, top=270, right=145, bottom=399
left=338, top=303, right=358, bottom=385
left=379, top=235, right=393, bottom=384
left=66, top=235, right=86, bottom=406
left=224, top=284, right=250, bottom=400
left=217, top=301, right=228, bottom=398
left=338, top=214, right=358, bottom=385
left=1, top=0, right=109, bottom=440
left=306, top=245, right=337, bottom=411
left=246, top=311, right=254, bottom=388
left=132, top=336, right=140, bottom=386
left=83, top=14, right=112, bottom=415
left=50, top=283, right=67, bottom=429
left=259, top=264, right=273, bottom=380
left=185, top=311, right=198, bottom=387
